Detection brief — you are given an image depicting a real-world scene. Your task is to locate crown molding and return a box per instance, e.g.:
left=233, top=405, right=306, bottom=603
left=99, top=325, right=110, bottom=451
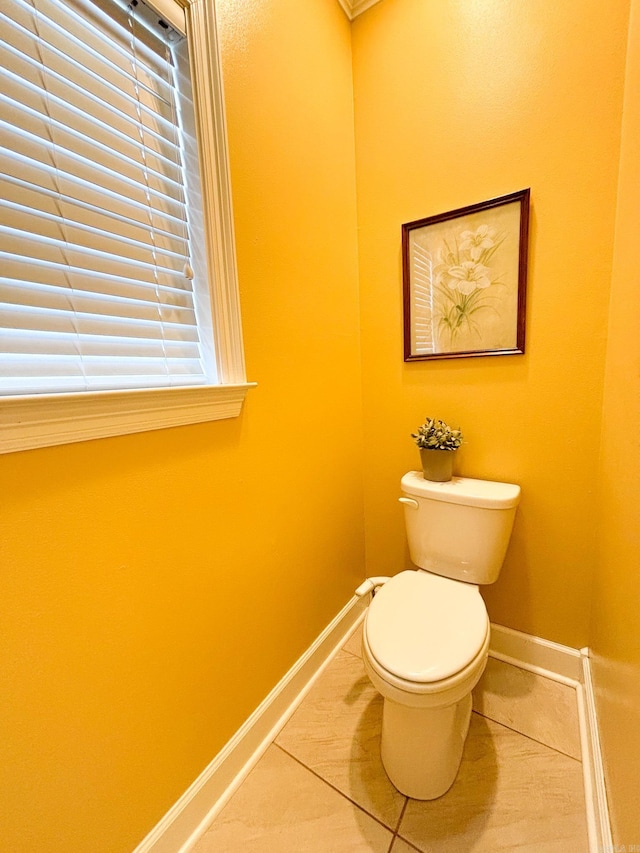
left=337, top=0, right=383, bottom=21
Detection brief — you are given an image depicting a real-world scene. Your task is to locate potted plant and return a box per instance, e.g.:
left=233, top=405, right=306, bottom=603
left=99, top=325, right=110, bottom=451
left=411, top=417, right=463, bottom=482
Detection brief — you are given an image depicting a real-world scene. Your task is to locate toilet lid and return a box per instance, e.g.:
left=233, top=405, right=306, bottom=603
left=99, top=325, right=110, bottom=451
left=365, top=571, right=489, bottom=683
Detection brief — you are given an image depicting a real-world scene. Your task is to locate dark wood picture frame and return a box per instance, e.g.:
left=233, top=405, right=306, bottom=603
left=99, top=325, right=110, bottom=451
left=402, top=189, right=530, bottom=361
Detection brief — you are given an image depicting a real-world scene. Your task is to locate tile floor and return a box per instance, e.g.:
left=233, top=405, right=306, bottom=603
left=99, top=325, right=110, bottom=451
left=193, top=623, right=589, bottom=852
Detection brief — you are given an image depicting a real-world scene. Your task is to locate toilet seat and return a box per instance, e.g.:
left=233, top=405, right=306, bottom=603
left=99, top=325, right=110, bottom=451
left=365, top=570, right=489, bottom=683
left=363, top=622, right=489, bottom=708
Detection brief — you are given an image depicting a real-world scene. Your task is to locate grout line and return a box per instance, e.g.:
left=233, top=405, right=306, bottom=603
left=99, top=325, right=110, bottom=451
left=470, top=708, right=583, bottom=763
left=273, top=743, right=400, bottom=837
left=388, top=797, right=411, bottom=851
left=393, top=831, right=423, bottom=853
left=339, top=624, right=363, bottom=660
left=394, top=795, right=409, bottom=834
left=341, top=645, right=362, bottom=660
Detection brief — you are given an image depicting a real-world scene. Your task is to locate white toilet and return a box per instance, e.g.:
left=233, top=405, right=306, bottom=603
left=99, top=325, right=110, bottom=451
left=360, top=471, right=520, bottom=800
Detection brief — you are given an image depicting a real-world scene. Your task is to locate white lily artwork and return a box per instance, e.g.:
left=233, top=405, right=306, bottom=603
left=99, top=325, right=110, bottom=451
left=402, top=190, right=529, bottom=360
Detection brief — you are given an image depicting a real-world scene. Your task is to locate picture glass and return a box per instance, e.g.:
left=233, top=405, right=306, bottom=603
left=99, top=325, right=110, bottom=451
left=404, top=192, right=528, bottom=360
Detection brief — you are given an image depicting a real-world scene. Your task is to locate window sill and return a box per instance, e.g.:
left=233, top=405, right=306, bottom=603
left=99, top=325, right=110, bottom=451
left=0, top=383, right=256, bottom=454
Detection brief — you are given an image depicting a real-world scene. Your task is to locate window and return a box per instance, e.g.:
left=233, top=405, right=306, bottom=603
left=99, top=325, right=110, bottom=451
left=0, top=0, right=251, bottom=453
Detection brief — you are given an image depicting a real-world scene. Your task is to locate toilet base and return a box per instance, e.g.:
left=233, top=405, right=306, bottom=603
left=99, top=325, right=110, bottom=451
left=380, top=692, right=472, bottom=800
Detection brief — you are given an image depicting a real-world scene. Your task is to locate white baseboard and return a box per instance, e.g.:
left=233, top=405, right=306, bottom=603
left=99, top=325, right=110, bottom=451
left=488, top=624, right=612, bottom=853
left=489, top=622, right=583, bottom=684
left=132, top=594, right=368, bottom=853
left=577, top=650, right=613, bottom=853
left=133, top=609, right=610, bottom=853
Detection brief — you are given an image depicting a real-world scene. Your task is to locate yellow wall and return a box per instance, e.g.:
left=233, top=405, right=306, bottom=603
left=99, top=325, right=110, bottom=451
left=3, top=1, right=639, bottom=850
left=351, top=0, right=629, bottom=646
left=590, top=0, right=640, bottom=843
left=0, top=1, right=364, bottom=851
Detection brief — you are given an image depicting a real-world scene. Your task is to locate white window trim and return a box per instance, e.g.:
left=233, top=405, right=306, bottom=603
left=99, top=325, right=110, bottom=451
left=0, top=0, right=254, bottom=455
left=0, top=384, right=255, bottom=453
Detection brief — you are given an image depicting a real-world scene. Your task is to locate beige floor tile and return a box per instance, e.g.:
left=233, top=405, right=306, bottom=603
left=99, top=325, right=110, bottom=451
left=473, top=657, right=581, bottom=759
left=390, top=837, right=421, bottom=853
left=398, top=713, right=588, bottom=853
left=192, top=745, right=393, bottom=853
left=276, top=649, right=406, bottom=829
left=342, top=623, right=363, bottom=658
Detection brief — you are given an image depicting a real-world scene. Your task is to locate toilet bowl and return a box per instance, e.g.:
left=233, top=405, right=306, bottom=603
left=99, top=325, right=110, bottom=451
left=357, top=473, right=520, bottom=801
left=362, top=569, right=490, bottom=799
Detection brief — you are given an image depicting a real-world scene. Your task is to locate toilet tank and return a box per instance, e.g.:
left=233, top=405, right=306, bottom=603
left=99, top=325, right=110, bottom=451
left=400, top=472, right=520, bottom=585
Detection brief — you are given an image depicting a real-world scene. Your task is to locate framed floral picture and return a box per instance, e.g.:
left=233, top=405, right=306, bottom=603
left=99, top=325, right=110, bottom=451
left=402, top=189, right=530, bottom=361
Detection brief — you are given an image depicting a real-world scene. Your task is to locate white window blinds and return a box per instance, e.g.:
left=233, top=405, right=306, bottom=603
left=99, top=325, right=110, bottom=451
left=0, top=0, right=217, bottom=395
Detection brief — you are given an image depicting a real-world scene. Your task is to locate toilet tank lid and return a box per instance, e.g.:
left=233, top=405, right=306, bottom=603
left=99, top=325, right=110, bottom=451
left=401, top=472, right=521, bottom=509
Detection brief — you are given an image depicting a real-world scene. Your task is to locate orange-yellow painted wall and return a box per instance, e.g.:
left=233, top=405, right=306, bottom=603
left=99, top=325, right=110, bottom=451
left=3, top=1, right=640, bottom=850
left=590, top=0, right=640, bottom=843
left=0, top=2, right=363, bottom=851
left=351, top=0, right=629, bottom=647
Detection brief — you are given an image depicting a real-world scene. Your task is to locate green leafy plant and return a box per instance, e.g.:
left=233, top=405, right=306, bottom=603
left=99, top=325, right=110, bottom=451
left=411, top=417, right=463, bottom=451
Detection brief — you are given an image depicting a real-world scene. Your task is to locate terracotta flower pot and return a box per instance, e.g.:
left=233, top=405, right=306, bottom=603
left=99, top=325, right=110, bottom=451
left=419, top=448, right=456, bottom=482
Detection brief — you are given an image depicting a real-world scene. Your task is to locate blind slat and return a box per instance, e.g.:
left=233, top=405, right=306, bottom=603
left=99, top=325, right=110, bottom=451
left=0, top=0, right=216, bottom=396
left=0, top=36, right=182, bottom=165
left=0, top=230, right=191, bottom=287
left=1, top=8, right=179, bottom=140
left=0, top=304, right=200, bottom=341
left=0, top=259, right=195, bottom=304
left=1, top=280, right=195, bottom=321
left=0, top=177, right=189, bottom=257
left=0, top=123, right=187, bottom=215
left=0, top=202, right=189, bottom=269
left=1, top=149, right=189, bottom=236
left=0, top=72, right=184, bottom=186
